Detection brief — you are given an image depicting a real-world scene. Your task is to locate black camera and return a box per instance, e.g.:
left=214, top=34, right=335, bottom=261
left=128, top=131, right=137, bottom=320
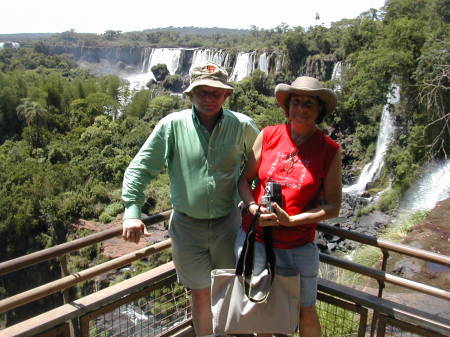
left=261, top=182, right=282, bottom=213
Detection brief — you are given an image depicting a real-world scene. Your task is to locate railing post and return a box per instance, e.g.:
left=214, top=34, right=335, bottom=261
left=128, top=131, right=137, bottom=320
left=59, top=254, right=81, bottom=337
left=370, top=248, right=389, bottom=337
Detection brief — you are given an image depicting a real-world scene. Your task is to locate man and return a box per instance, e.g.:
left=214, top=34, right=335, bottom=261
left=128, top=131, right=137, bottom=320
left=121, top=62, right=259, bottom=337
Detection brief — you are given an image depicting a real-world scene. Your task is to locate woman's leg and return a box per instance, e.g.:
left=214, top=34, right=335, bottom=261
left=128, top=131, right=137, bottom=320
left=299, top=306, right=321, bottom=337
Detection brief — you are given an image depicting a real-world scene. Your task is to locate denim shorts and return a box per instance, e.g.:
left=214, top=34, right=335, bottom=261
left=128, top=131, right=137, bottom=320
left=234, top=228, right=319, bottom=307
left=169, top=207, right=241, bottom=290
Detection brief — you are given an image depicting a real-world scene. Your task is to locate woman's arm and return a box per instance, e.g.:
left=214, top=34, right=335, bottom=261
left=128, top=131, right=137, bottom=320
left=239, top=131, right=279, bottom=225
left=273, top=148, right=342, bottom=227
left=239, top=131, right=263, bottom=215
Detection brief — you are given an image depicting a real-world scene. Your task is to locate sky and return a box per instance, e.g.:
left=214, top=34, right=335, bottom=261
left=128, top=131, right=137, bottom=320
left=1, top=0, right=386, bottom=34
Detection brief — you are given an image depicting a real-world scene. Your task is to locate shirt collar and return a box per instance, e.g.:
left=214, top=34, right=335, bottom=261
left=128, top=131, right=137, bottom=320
left=191, top=106, right=225, bottom=127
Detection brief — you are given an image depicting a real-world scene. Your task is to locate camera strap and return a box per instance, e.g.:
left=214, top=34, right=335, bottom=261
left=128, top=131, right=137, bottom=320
left=236, top=209, right=276, bottom=303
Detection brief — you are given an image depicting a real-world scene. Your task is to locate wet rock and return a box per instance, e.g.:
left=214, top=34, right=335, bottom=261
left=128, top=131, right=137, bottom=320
left=393, top=258, right=422, bottom=278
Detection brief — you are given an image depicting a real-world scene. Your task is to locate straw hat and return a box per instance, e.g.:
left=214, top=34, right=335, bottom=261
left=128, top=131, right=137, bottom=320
left=184, top=62, right=234, bottom=94
left=275, top=76, right=337, bottom=117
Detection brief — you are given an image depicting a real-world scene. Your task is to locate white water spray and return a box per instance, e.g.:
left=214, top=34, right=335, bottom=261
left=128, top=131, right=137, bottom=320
left=400, top=159, right=450, bottom=213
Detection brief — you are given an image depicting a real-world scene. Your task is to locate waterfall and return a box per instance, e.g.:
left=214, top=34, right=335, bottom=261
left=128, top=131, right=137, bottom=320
left=275, top=54, right=283, bottom=73
left=190, top=49, right=228, bottom=71
left=399, top=159, right=450, bottom=213
left=125, top=48, right=182, bottom=90
left=331, top=61, right=342, bottom=91
left=0, top=42, right=20, bottom=48
left=343, top=85, right=400, bottom=195
left=146, top=48, right=182, bottom=75
left=123, top=48, right=282, bottom=89
left=229, top=52, right=256, bottom=82
left=258, top=52, right=269, bottom=74
left=141, top=47, right=152, bottom=72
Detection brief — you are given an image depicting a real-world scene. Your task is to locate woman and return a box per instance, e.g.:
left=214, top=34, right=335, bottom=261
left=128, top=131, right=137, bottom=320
left=237, top=76, right=342, bottom=337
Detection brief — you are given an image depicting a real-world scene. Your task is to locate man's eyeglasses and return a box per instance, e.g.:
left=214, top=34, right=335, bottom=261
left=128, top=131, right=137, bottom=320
left=194, top=89, right=224, bottom=99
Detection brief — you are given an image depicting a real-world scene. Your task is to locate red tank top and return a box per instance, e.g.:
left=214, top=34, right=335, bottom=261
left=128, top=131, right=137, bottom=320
left=243, top=124, right=339, bottom=249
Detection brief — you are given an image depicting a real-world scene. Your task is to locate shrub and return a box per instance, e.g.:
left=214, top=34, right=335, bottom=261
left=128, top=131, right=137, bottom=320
left=99, top=201, right=124, bottom=223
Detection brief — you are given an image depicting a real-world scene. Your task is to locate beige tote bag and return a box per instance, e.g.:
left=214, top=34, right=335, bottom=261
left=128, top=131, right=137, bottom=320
left=211, top=212, right=300, bottom=334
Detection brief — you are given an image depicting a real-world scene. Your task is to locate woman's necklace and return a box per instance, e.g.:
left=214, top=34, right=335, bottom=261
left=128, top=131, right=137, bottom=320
left=284, top=147, right=300, bottom=176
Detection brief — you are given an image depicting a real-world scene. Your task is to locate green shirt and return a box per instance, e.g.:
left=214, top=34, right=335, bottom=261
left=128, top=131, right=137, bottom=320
left=122, top=107, right=259, bottom=220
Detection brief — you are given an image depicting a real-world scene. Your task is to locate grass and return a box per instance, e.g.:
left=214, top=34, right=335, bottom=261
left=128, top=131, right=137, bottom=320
left=380, top=210, right=428, bottom=242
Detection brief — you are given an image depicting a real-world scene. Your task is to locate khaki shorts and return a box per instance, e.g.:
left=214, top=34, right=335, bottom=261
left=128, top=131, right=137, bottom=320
left=169, top=207, right=241, bottom=290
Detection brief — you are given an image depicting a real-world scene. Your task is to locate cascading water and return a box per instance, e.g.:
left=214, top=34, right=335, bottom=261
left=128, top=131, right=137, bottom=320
left=147, top=48, right=182, bottom=75
left=258, top=52, right=269, bottom=74
left=123, top=48, right=281, bottom=90
left=0, top=42, right=20, bottom=48
left=343, top=85, right=400, bottom=195
left=141, top=47, right=152, bottom=72
left=125, top=48, right=182, bottom=90
left=229, top=52, right=256, bottom=82
left=399, top=159, right=450, bottom=213
left=275, top=54, right=283, bottom=74
left=331, top=61, right=342, bottom=91
left=190, top=49, right=228, bottom=71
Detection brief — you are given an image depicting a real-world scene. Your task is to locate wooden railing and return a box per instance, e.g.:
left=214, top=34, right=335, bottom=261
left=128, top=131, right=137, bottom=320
left=0, top=210, right=449, bottom=337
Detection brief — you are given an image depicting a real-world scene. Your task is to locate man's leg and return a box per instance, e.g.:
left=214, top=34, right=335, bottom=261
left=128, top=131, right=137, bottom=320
left=169, top=212, right=212, bottom=336
left=191, top=287, right=213, bottom=336
left=299, top=306, right=321, bottom=337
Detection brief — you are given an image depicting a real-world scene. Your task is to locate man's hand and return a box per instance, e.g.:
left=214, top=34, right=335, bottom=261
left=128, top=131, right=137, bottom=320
left=122, top=218, right=151, bottom=244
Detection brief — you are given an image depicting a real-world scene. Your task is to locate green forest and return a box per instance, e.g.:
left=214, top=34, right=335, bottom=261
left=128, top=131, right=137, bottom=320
left=0, top=0, right=449, bottom=325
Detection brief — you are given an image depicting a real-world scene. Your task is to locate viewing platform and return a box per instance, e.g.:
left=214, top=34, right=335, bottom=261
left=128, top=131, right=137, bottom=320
left=0, top=210, right=449, bottom=337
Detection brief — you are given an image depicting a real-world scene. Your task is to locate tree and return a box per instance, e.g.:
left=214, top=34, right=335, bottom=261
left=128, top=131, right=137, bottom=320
left=16, top=98, right=48, bottom=147
left=414, top=40, right=450, bottom=157
left=145, top=95, right=182, bottom=122
left=103, top=30, right=122, bottom=40
left=151, top=64, right=170, bottom=82
left=282, top=29, right=309, bottom=75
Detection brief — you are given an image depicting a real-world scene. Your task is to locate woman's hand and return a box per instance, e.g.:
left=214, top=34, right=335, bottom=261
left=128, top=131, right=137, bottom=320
left=257, top=204, right=280, bottom=227
left=272, top=202, right=292, bottom=226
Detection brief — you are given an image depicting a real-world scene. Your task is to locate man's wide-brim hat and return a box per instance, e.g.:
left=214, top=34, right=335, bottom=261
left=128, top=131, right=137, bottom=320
left=275, top=76, right=337, bottom=117
left=184, top=62, right=234, bottom=94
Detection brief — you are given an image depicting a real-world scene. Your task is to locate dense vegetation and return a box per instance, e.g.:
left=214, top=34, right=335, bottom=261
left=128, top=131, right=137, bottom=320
left=0, top=0, right=448, bottom=326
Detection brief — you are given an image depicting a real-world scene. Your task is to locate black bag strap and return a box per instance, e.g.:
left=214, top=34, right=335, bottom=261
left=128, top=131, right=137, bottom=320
left=235, top=209, right=276, bottom=303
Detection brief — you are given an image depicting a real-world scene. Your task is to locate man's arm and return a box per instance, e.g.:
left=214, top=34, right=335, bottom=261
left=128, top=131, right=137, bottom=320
left=121, top=121, right=168, bottom=243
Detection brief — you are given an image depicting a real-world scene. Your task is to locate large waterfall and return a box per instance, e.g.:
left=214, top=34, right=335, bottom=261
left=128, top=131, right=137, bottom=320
left=343, top=85, right=400, bottom=195
left=123, top=48, right=284, bottom=90
left=125, top=48, right=182, bottom=90
left=190, top=49, right=231, bottom=71
left=229, top=52, right=256, bottom=82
